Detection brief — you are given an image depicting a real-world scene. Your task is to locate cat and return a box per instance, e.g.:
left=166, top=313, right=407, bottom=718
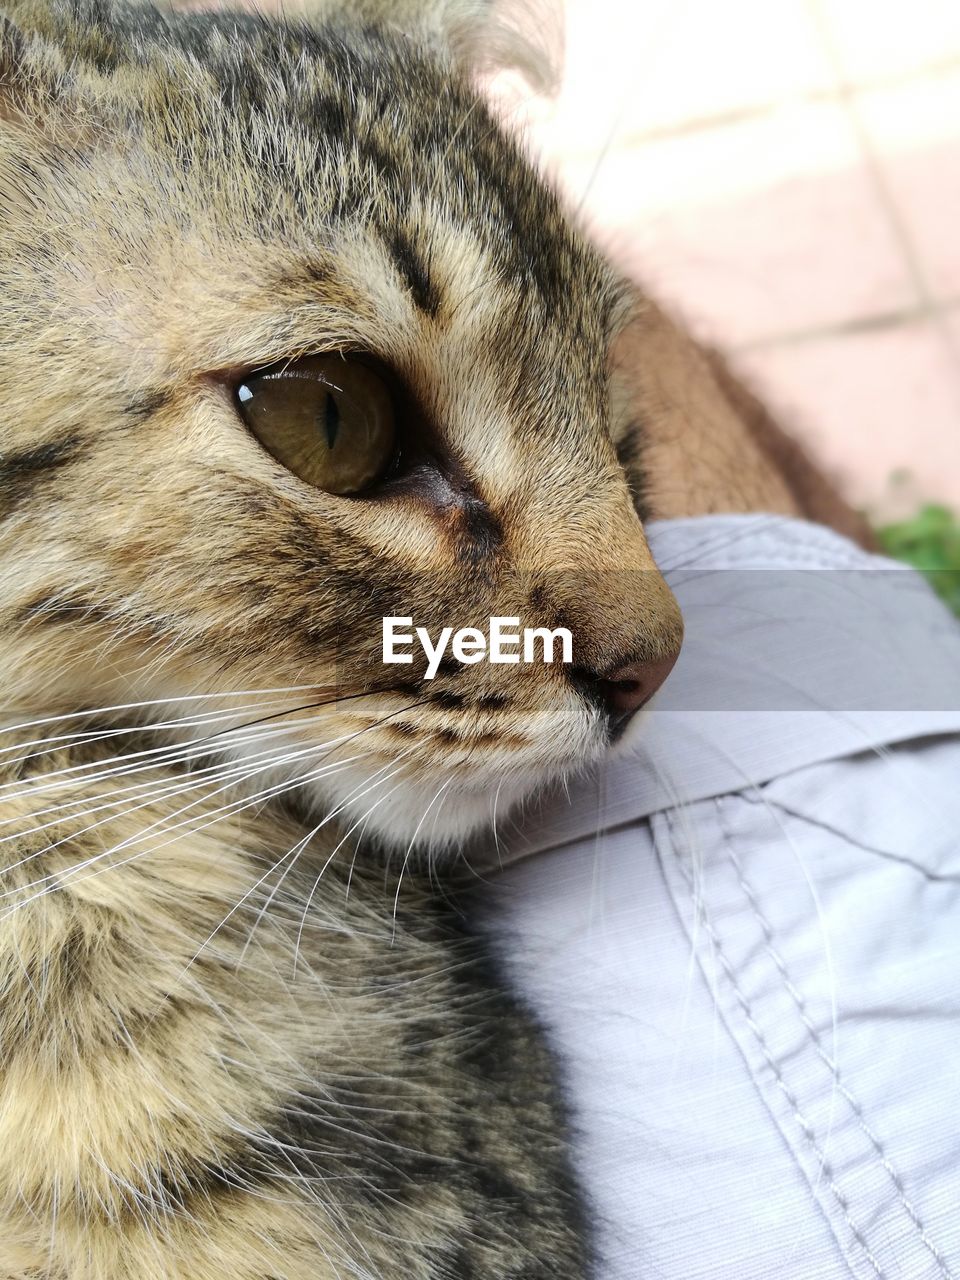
left=0, top=0, right=690, bottom=1275
left=0, top=0, right=875, bottom=1275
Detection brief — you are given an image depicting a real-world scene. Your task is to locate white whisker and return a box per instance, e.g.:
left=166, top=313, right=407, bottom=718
left=234, top=749, right=418, bottom=973
left=0, top=696, right=296, bottom=765
left=0, top=711, right=354, bottom=835
left=0, top=734, right=375, bottom=903
left=392, top=779, right=453, bottom=930
left=0, top=753, right=367, bottom=921
left=291, top=755, right=418, bottom=977
left=0, top=686, right=321, bottom=738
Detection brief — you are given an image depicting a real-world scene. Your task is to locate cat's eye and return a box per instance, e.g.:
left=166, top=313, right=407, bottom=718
left=235, top=354, right=397, bottom=495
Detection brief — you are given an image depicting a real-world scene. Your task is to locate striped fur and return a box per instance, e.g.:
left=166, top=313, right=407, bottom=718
left=0, top=0, right=685, bottom=1274
left=0, top=738, right=589, bottom=1278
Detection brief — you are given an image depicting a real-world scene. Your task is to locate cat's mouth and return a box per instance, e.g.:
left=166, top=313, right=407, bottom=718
left=234, top=663, right=675, bottom=852
left=148, top=610, right=684, bottom=854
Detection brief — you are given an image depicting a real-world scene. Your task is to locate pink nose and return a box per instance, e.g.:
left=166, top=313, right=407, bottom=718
left=597, top=651, right=680, bottom=718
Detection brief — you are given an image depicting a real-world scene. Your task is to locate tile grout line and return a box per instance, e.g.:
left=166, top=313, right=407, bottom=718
left=551, top=51, right=960, bottom=161
left=805, top=0, right=960, bottom=405
left=546, top=0, right=702, bottom=206
left=731, top=297, right=960, bottom=356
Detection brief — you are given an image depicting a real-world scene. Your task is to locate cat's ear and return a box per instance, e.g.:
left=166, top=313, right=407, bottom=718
left=308, top=0, right=563, bottom=93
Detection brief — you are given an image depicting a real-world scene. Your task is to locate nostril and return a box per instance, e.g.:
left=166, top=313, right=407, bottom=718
left=603, top=675, right=643, bottom=708
left=594, top=651, right=680, bottom=720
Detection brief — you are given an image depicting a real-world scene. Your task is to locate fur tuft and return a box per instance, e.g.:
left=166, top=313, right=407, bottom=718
left=295, top=0, right=564, bottom=93
left=0, top=14, right=25, bottom=114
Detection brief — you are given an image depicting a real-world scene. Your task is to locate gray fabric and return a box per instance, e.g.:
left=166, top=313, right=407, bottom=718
left=472, top=514, right=960, bottom=1280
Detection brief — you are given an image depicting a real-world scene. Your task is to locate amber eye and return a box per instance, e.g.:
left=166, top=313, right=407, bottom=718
left=235, top=354, right=397, bottom=495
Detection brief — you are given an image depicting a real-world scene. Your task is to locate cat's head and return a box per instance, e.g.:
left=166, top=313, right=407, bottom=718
left=0, top=0, right=683, bottom=848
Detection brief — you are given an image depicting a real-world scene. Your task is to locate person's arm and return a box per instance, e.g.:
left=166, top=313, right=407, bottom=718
left=609, top=295, right=877, bottom=549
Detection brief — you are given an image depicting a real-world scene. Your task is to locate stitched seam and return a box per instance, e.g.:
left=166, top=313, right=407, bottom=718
left=715, top=796, right=954, bottom=1280
left=666, top=809, right=886, bottom=1280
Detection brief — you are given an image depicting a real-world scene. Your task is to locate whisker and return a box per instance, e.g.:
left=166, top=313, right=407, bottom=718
left=0, top=738, right=367, bottom=895
left=0, top=711, right=359, bottom=831
left=183, top=700, right=433, bottom=977
left=0, top=686, right=322, bottom=738
left=299, top=757, right=416, bottom=939
left=0, top=696, right=294, bottom=762
left=0, top=730, right=335, bottom=858
left=490, top=778, right=505, bottom=868
left=392, top=779, right=453, bottom=930
left=1, top=697, right=430, bottom=909
left=236, top=749, right=418, bottom=973
left=0, top=719, right=311, bottom=819
left=0, top=684, right=414, bottom=821
left=0, top=753, right=368, bottom=918
left=0, top=686, right=396, bottom=780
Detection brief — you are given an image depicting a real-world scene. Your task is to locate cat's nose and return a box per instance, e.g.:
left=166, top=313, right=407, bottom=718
left=593, top=651, right=680, bottom=720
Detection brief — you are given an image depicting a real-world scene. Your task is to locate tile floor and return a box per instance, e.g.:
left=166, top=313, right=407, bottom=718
left=490, top=0, right=960, bottom=518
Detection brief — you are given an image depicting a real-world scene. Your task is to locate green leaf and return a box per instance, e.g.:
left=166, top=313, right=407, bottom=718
left=877, top=504, right=960, bottom=617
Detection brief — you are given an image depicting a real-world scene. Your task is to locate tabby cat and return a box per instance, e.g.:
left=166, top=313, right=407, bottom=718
left=0, top=0, right=873, bottom=1275
left=0, top=0, right=689, bottom=1275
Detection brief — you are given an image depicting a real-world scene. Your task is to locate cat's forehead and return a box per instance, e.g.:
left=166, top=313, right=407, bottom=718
left=19, top=3, right=621, bottom=380
left=49, top=7, right=567, bottom=246
left=152, top=13, right=613, bottom=310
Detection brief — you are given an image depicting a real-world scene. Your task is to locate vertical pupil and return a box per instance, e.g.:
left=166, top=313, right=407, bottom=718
left=323, top=391, right=340, bottom=449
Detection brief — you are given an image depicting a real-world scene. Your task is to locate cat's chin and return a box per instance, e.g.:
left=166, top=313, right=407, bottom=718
left=322, top=770, right=550, bottom=853
left=299, top=759, right=586, bottom=855
left=267, top=696, right=613, bottom=855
